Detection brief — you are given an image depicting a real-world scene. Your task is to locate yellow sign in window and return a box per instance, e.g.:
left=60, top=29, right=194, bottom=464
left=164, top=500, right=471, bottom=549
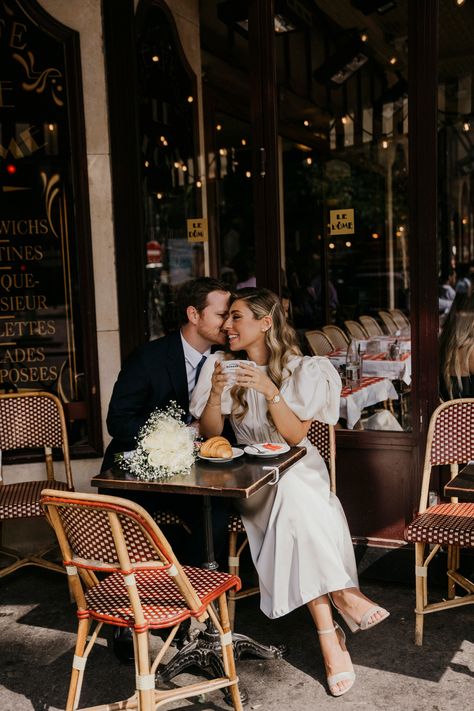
left=187, top=218, right=208, bottom=243
left=329, top=209, right=355, bottom=235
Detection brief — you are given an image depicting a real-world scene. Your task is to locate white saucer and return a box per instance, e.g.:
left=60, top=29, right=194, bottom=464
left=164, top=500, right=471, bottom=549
left=198, top=447, right=244, bottom=463
left=243, top=442, right=290, bottom=457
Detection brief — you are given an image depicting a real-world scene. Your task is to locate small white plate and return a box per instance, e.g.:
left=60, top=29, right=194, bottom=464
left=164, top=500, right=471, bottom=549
left=244, top=442, right=290, bottom=457
left=198, top=447, right=244, bottom=463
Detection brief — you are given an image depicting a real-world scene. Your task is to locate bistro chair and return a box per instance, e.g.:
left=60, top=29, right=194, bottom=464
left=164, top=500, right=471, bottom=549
left=378, top=310, right=398, bottom=335
left=41, top=489, right=243, bottom=711
left=322, top=325, right=349, bottom=350
left=227, top=421, right=336, bottom=630
left=404, top=399, right=474, bottom=646
left=389, top=308, right=410, bottom=331
left=344, top=320, right=368, bottom=340
left=305, top=329, right=335, bottom=356
left=359, top=315, right=384, bottom=337
left=0, top=391, right=74, bottom=578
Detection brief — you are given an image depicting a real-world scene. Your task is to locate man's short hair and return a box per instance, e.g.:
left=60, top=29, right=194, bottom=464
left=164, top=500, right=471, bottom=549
left=176, top=277, right=228, bottom=325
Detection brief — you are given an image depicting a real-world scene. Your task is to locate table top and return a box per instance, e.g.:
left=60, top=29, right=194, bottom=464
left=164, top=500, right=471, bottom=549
left=92, top=446, right=307, bottom=499
left=444, top=463, right=474, bottom=502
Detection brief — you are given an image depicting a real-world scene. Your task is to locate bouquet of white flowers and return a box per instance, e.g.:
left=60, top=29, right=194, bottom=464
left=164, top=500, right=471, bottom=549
left=121, top=402, right=198, bottom=482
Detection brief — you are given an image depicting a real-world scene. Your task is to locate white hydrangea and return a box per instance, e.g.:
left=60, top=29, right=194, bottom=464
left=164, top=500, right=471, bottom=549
left=121, top=402, right=198, bottom=482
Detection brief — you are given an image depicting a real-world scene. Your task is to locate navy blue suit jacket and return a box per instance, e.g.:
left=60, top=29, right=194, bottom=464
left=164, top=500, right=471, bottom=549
left=102, top=332, right=188, bottom=471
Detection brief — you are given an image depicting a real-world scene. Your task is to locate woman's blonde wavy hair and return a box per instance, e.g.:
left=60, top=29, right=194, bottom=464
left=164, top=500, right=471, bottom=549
left=226, top=288, right=302, bottom=421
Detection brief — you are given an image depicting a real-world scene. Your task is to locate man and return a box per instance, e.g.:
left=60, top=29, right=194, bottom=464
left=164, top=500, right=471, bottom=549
left=102, top=277, right=230, bottom=662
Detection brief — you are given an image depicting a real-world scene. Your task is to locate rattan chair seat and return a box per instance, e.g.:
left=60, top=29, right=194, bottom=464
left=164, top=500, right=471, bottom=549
left=84, top=565, right=241, bottom=629
left=405, top=502, right=474, bottom=547
left=0, top=479, right=70, bottom=520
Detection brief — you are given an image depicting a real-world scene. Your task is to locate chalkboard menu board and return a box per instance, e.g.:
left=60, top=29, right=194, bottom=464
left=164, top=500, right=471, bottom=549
left=0, top=0, right=102, bottom=456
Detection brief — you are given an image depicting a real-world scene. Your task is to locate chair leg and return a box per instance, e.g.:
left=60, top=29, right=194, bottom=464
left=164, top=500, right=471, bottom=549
left=134, top=629, right=154, bottom=711
left=217, top=593, right=243, bottom=711
left=447, top=545, right=460, bottom=600
left=66, top=618, right=90, bottom=711
left=414, top=542, right=425, bottom=646
left=228, top=531, right=239, bottom=632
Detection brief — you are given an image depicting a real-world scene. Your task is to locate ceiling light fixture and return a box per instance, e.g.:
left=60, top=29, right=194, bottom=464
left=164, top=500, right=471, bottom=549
left=351, top=0, right=397, bottom=15
left=217, top=0, right=312, bottom=36
left=313, top=39, right=368, bottom=86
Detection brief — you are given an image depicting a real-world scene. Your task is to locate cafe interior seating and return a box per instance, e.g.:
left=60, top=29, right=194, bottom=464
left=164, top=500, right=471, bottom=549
left=344, top=320, right=369, bottom=340
left=322, top=325, right=349, bottom=350
left=389, top=308, right=410, bottom=331
left=0, top=391, right=74, bottom=579
left=404, top=399, right=474, bottom=645
left=359, top=315, right=384, bottom=337
left=227, top=420, right=336, bottom=631
left=41, top=489, right=243, bottom=711
left=305, top=329, right=335, bottom=356
left=378, top=310, right=399, bottom=335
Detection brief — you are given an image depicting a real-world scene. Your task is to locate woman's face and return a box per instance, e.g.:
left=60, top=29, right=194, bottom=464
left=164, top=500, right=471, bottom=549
left=223, top=299, right=265, bottom=351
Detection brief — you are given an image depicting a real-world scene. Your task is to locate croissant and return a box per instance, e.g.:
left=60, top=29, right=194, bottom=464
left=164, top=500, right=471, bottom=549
left=200, top=435, right=233, bottom=459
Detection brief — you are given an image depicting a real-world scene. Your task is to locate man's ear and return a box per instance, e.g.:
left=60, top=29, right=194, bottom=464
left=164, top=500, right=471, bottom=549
left=186, top=305, right=199, bottom=325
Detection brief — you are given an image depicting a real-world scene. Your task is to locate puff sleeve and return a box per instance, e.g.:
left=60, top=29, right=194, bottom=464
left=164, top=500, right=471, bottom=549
left=281, top=356, right=342, bottom=425
left=189, top=352, right=233, bottom=419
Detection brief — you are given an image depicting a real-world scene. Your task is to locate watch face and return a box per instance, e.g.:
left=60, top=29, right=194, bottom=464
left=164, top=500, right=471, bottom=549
left=273, top=394, right=281, bottom=403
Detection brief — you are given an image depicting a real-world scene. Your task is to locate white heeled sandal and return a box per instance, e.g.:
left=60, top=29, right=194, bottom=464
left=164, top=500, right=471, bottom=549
left=329, top=593, right=390, bottom=633
left=317, top=622, right=355, bottom=697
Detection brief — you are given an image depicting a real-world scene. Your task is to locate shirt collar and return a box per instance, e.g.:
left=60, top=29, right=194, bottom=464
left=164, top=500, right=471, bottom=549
left=180, top=331, right=210, bottom=368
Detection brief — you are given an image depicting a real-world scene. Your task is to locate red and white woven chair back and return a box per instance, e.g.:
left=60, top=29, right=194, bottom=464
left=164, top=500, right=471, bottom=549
left=42, top=492, right=174, bottom=571
left=0, top=391, right=64, bottom=450
left=308, top=420, right=331, bottom=463
left=429, top=399, right=474, bottom=466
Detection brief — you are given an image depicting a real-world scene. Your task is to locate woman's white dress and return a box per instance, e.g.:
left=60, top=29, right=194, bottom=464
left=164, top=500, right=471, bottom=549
left=190, top=352, right=358, bottom=619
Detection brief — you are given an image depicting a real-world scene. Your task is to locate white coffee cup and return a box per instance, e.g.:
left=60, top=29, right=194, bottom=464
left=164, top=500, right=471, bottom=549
left=221, top=359, right=256, bottom=383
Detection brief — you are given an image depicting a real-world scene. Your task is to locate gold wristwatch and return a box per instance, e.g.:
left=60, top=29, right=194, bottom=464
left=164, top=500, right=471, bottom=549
left=267, top=391, right=281, bottom=405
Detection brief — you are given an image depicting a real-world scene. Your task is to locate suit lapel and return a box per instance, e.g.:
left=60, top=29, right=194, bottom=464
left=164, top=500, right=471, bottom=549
left=165, top=332, right=189, bottom=414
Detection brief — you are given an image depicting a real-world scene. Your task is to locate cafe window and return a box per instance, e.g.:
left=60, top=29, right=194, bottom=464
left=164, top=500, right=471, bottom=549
left=136, top=0, right=204, bottom=339
left=0, top=0, right=102, bottom=456
left=278, top=0, right=412, bottom=432
left=437, top=0, right=474, bottom=401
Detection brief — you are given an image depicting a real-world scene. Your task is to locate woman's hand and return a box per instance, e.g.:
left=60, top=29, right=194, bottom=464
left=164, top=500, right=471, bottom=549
left=235, top=362, right=278, bottom=401
left=208, top=361, right=228, bottom=403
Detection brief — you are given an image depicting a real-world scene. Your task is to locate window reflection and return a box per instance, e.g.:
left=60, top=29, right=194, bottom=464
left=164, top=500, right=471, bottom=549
left=280, top=0, right=411, bottom=432
left=137, top=3, right=204, bottom=340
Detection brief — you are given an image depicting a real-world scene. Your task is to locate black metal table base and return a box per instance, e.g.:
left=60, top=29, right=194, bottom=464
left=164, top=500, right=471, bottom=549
left=156, top=620, right=287, bottom=705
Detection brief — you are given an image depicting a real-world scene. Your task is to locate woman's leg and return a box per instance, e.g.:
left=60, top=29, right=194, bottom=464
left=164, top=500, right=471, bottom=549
left=330, top=587, right=389, bottom=628
left=307, top=594, right=354, bottom=696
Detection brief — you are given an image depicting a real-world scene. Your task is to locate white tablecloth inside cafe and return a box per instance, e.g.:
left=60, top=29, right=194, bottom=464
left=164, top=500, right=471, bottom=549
left=339, top=376, right=399, bottom=429
left=328, top=350, right=412, bottom=385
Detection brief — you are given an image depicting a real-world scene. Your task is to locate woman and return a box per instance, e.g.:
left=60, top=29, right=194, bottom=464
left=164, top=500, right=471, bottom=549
left=190, top=288, right=389, bottom=697
left=439, top=292, right=474, bottom=399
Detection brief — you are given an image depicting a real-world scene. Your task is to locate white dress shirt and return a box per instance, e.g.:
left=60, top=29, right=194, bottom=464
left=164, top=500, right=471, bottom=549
left=180, top=332, right=211, bottom=398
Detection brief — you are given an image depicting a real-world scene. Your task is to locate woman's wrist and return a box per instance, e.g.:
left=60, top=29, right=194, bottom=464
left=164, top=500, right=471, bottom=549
left=265, top=388, right=280, bottom=403
left=207, top=393, right=222, bottom=407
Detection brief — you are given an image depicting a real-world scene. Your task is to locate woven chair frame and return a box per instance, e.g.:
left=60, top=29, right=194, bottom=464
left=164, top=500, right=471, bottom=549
left=359, top=315, right=384, bottom=337
left=227, top=420, right=336, bottom=630
left=389, top=309, right=410, bottom=330
left=305, top=329, right=335, bottom=356
left=378, top=310, right=398, bottom=335
left=344, top=320, right=368, bottom=340
left=322, top=325, right=349, bottom=350
left=41, top=489, right=243, bottom=711
left=405, top=399, right=474, bottom=646
left=0, top=391, right=73, bottom=579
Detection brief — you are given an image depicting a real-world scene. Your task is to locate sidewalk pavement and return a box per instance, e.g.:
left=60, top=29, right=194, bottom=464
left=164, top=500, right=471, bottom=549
left=0, top=568, right=472, bottom=710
